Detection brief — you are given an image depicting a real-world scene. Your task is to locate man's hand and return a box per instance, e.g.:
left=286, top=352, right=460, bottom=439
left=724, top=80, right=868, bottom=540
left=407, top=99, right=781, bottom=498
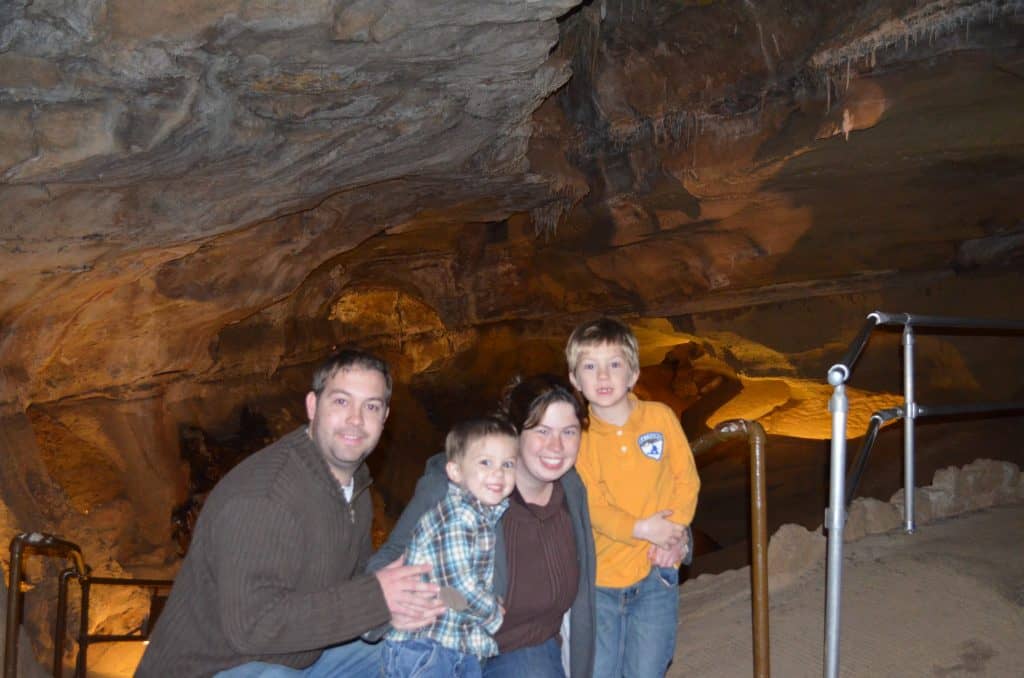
left=648, top=529, right=689, bottom=567
left=373, top=557, right=445, bottom=631
left=633, top=510, right=685, bottom=549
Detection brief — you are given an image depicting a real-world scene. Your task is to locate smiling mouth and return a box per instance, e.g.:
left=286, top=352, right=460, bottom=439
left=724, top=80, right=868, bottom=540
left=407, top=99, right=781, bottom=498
left=538, top=456, right=564, bottom=469
left=337, top=430, right=365, bottom=443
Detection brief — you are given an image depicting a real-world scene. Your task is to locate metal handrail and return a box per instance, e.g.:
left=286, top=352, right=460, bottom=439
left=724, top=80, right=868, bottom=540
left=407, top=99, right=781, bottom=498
left=68, top=575, right=173, bottom=678
left=5, top=533, right=173, bottom=678
left=691, top=419, right=769, bottom=678
left=5, top=534, right=87, bottom=678
left=845, top=401, right=1024, bottom=506
left=824, top=311, right=1024, bottom=678
left=844, top=407, right=903, bottom=506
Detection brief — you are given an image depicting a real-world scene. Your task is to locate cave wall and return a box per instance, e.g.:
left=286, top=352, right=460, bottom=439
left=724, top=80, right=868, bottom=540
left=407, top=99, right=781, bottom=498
left=1, top=1, right=1024, bottom=669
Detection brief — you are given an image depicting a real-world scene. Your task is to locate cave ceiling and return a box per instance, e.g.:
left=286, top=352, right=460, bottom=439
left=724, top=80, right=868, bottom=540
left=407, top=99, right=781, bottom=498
left=3, top=0, right=1024, bottom=414
left=1, top=0, right=1024, bottom=506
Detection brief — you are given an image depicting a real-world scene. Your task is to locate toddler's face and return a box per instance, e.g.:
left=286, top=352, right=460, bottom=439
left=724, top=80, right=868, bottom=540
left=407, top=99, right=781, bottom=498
left=447, top=434, right=517, bottom=505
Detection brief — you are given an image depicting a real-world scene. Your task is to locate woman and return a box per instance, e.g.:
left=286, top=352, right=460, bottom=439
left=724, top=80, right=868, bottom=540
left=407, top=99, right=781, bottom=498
left=368, top=374, right=596, bottom=678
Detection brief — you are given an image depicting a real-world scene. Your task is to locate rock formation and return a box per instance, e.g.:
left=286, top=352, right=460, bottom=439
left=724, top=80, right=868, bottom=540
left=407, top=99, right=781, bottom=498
left=2, top=1, right=1023, bottom=671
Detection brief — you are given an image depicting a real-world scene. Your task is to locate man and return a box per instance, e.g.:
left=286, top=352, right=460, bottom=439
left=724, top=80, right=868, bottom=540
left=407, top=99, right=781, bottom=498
left=138, top=349, right=445, bottom=677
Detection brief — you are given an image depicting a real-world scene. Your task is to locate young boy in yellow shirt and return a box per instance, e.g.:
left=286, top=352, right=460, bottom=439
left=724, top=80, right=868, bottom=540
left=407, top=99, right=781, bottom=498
left=566, top=317, right=700, bottom=677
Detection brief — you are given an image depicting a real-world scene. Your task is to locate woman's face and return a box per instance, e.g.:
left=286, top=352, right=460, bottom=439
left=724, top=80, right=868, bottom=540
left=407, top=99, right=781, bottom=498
left=516, top=400, right=582, bottom=490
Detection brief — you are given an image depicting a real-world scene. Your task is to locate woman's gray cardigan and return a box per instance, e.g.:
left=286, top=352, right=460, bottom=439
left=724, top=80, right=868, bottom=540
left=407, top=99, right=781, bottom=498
left=367, top=453, right=596, bottom=678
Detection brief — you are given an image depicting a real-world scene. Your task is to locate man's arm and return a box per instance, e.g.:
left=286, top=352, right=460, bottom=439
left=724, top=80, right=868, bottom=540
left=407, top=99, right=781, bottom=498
left=367, top=453, right=448, bottom=573
left=212, top=497, right=391, bottom=654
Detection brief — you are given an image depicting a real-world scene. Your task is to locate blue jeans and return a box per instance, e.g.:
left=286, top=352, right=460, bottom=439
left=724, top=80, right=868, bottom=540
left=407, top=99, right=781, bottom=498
left=593, top=567, right=678, bottom=678
left=382, top=638, right=481, bottom=678
left=483, top=637, right=564, bottom=678
left=213, top=638, right=382, bottom=677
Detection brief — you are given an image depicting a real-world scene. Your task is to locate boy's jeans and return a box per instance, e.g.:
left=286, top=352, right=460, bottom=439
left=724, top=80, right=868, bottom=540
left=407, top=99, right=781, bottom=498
left=593, top=566, right=679, bottom=678
left=213, top=638, right=381, bottom=677
left=383, top=638, right=482, bottom=678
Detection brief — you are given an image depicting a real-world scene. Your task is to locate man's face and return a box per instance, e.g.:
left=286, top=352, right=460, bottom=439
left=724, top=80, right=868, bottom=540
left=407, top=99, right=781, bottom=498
left=305, top=366, right=390, bottom=485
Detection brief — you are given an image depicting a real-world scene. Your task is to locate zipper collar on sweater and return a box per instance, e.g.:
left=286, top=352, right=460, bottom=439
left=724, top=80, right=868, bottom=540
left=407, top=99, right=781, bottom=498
left=292, top=426, right=373, bottom=506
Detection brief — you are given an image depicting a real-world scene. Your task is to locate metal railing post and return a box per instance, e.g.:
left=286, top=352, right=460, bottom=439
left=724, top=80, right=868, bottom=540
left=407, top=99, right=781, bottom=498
left=845, top=407, right=904, bottom=507
left=747, top=423, right=770, bottom=678
left=824, top=375, right=849, bottom=678
left=4, top=538, right=27, bottom=678
left=74, top=578, right=89, bottom=678
left=902, top=325, right=916, bottom=533
left=692, top=419, right=770, bottom=678
left=5, top=534, right=87, bottom=678
left=823, top=310, right=1024, bottom=678
left=53, top=569, right=78, bottom=678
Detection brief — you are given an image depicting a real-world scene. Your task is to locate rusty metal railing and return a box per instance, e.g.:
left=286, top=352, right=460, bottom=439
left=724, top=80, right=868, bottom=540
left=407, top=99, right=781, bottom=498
left=62, top=575, right=172, bottom=677
left=691, top=418, right=769, bottom=678
left=5, top=533, right=87, bottom=678
left=5, top=533, right=172, bottom=678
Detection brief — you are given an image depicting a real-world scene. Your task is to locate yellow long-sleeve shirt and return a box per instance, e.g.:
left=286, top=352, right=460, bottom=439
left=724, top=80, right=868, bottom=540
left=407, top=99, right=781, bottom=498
left=576, top=395, right=700, bottom=588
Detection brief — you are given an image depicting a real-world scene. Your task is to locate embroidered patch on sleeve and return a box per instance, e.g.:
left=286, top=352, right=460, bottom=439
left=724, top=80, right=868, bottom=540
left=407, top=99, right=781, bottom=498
left=638, top=432, right=665, bottom=461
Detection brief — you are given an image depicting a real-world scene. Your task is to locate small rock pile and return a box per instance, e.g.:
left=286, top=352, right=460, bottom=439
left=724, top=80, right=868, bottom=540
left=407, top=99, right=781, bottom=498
left=847, top=458, right=1023, bottom=541
left=752, top=459, right=1024, bottom=592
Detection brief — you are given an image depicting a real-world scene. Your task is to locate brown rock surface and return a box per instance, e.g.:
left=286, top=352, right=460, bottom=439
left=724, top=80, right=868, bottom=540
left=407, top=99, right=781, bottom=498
left=2, top=1, right=1024, bottom=671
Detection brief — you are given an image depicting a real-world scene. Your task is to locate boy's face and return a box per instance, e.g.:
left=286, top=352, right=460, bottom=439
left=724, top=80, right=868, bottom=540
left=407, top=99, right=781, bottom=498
left=570, top=341, right=639, bottom=411
left=446, top=434, right=518, bottom=505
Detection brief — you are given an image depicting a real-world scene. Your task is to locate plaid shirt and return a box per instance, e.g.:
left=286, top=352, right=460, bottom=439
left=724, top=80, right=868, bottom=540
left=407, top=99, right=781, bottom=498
left=386, top=482, right=508, bottom=658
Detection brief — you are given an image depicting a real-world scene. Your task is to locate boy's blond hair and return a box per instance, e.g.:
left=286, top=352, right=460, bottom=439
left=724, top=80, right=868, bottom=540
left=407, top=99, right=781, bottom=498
left=565, top=317, right=640, bottom=374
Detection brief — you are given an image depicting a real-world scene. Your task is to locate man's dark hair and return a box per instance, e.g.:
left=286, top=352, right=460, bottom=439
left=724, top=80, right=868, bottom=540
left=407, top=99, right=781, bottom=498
left=311, top=348, right=392, bottom=403
left=445, top=415, right=518, bottom=463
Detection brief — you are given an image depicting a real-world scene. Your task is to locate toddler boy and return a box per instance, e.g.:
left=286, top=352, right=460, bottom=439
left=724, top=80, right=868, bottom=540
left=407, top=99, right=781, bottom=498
left=566, top=317, right=700, bottom=678
left=383, top=415, right=518, bottom=677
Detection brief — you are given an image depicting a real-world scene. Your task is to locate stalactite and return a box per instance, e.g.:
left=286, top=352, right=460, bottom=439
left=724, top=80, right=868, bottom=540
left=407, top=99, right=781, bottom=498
left=811, top=0, right=1023, bottom=73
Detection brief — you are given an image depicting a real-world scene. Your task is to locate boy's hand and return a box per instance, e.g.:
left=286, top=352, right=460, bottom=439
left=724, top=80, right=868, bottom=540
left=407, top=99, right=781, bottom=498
left=633, top=510, right=685, bottom=549
left=374, top=557, right=446, bottom=631
left=648, top=530, right=689, bottom=567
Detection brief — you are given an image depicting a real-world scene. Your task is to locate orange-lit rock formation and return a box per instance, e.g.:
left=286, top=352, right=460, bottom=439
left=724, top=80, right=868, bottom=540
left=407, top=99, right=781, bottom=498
left=2, top=1, right=1023, bottom=672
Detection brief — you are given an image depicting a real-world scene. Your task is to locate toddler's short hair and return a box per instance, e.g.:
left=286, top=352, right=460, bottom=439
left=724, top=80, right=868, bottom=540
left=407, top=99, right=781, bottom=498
left=565, top=317, right=640, bottom=374
left=445, top=415, right=518, bottom=463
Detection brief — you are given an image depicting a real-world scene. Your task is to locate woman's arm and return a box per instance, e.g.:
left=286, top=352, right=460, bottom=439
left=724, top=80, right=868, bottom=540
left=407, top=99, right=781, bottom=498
left=366, top=452, right=449, bottom=573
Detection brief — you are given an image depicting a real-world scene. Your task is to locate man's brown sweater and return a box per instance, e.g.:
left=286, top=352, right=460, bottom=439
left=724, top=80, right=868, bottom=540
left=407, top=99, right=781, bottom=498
left=137, top=427, right=390, bottom=677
